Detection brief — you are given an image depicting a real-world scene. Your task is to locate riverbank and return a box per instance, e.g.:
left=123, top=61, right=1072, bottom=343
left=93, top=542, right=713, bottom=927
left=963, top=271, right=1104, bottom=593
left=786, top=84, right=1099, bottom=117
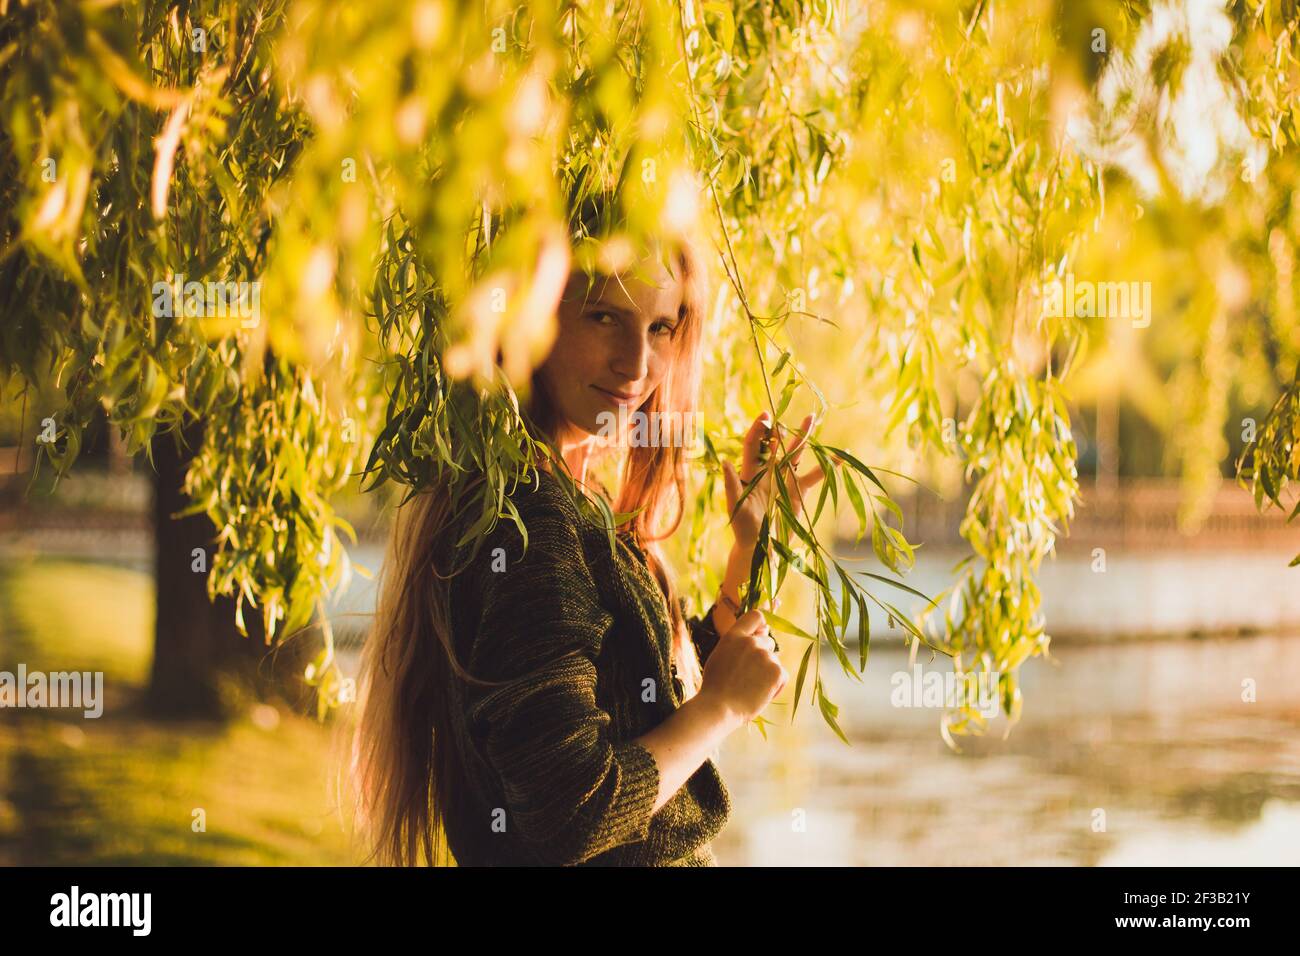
left=0, top=558, right=360, bottom=865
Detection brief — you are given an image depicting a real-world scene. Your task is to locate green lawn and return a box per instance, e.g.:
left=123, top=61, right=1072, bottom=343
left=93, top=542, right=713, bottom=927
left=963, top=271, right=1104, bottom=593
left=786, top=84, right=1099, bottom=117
left=0, top=558, right=364, bottom=865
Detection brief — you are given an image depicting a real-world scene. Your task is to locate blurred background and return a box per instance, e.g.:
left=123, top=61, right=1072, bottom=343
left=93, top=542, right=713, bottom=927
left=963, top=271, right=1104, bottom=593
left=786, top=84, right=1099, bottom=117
left=2, top=395, right=1297, bottom=865
left=4, top=0, right=1300, bottom=868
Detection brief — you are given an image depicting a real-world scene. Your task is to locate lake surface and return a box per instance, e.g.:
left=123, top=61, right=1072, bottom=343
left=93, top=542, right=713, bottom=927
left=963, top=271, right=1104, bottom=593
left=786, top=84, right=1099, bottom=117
left=16, top=537, right=1295, bottom=865
left=321, top=543, right=1300, bottom=865
left=707, top=634, right=1300, bottom=865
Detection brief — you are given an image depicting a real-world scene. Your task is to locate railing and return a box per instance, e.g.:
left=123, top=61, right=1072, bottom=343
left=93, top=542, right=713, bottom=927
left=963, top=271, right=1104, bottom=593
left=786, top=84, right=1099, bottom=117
left=893, top=479, right=1300, bottom=553
left=3, top=469, right=1298, bottom=555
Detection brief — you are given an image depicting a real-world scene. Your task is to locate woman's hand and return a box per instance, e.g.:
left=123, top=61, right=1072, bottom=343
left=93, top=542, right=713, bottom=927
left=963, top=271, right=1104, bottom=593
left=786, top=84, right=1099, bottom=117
left=696, top=610, right=788, bottom=729
left=721, top=411, right=826, bottom=555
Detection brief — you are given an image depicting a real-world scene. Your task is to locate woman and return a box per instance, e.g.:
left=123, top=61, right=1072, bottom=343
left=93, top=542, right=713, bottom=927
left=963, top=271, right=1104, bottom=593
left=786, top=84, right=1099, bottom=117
left=351, top=231, right=824, bottom=866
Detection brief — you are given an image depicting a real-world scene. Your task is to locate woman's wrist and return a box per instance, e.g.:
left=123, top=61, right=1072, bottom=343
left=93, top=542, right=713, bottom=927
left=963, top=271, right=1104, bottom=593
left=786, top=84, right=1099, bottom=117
left=716, top=589, right=742, bottom=617
left=729, top=536, right=755, bottom=562
left=709, top=596, right=736, bottom=638
left=685, top=686, right=743, bottom=736
left=723, top=541, right=751, bottom=597
left=710, top=542, right=750, bottom=635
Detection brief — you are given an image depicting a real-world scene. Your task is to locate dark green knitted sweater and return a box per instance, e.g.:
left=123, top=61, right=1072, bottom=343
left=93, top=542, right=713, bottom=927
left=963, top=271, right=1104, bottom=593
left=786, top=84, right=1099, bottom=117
left=437, top=467, right=731, bottom=866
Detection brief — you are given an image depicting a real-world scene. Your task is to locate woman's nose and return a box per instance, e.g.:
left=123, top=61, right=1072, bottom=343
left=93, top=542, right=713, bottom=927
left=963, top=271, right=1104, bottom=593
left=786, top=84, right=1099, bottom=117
left=610, top=327, right=650, bottom=381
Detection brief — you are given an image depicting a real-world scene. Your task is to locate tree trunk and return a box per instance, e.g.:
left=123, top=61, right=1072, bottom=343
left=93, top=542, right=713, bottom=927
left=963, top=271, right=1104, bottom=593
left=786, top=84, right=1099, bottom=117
left=1096, top=382, right=1119, bottom=494
left=144, top=418, right=305, bottom=720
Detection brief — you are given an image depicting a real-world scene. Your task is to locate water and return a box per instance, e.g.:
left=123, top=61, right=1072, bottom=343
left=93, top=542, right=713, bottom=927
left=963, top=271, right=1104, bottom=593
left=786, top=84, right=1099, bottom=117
left=827, top=547, right=1300, bottom=639
left=323, top=542, right=1300, bottom=865
left=9, top=527, right=1297, bottom=864
left=707, top=633, right=1300, bottom=865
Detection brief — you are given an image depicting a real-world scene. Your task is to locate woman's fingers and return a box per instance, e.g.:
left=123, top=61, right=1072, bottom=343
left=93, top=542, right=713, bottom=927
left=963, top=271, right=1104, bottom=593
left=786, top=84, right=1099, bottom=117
left=797, top=459, right=826, bottom=493
left=742, top=413, right=770, bottom=479
left=786, top=460, right=827, bottom=517
left=765, top=415, right=820, bottom=514
left=728, top=411, right=826, bottom=517
left=738, top=411, right=821, bottom=508
left=770, top=414, right=814, bottom=476
left=722, top=459, right=741, bottom=516
left=727, top=608, right=769, bottom=639
left=786, top=414, right=815, bottom=471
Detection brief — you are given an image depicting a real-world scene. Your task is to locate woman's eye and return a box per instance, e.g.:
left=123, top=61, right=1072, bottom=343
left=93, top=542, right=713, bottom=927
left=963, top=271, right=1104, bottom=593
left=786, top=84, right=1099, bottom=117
left=589, top=310, right=617, bottom=326
left=652, top=321, right=678, bottom=338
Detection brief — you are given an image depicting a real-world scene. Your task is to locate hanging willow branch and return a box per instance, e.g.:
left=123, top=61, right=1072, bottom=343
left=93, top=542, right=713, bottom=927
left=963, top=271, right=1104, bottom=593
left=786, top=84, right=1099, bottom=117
left=4, top=0, right=1300, bottom=742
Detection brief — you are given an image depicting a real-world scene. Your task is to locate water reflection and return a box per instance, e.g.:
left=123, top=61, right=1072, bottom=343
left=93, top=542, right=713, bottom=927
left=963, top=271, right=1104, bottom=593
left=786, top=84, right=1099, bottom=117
left=709, top=634, right=1300, bottom=865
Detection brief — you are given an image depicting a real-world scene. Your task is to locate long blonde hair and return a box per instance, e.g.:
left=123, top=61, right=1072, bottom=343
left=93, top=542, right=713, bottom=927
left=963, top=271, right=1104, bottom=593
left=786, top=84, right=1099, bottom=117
left=349, top=234, right=713, bottom=867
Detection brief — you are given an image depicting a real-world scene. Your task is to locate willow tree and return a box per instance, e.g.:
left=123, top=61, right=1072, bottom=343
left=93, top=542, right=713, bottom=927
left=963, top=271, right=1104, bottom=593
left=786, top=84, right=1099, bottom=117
left=2, top=0, right=1298, bottom=739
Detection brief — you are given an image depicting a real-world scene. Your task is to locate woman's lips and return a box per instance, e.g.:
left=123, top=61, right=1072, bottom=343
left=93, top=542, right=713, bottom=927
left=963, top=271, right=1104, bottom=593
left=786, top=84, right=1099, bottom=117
left=592, top=385, right=641, bottom=404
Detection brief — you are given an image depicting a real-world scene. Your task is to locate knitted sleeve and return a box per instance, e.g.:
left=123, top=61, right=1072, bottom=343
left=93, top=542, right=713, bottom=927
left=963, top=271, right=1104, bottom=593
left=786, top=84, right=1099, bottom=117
left=683, top=599, right=723, bottom=666
left=461, top=486, right=662, bottom=866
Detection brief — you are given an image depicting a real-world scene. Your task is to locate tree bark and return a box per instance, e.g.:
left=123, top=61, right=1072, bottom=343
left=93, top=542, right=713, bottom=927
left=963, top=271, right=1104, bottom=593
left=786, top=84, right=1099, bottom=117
left=144, top=418, right=304, bottom=720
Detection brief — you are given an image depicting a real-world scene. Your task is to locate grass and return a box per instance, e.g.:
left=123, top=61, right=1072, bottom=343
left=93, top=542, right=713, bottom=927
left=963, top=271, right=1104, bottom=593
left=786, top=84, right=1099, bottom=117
left=0, top=558, right=363, bottom=865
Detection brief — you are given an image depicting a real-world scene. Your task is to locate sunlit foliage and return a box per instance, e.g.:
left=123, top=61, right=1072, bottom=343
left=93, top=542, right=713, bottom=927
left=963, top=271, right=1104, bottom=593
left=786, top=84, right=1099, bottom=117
left=3, top=0, right=1298, bottom=740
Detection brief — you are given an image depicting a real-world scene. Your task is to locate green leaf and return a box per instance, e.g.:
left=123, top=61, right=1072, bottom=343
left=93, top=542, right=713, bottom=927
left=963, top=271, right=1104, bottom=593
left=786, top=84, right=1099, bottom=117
left=821, top=444, right=888, bottom=494
left=856, top=593, right=870, bottom=671
left=816, top=682, right=850, bottom=744
left=791, top=643, right=815, bottom=721
left=843, top=471, right=868, bottom=540
left=775, top=375, right=798, bottom=418
left=501, top=496, right=528, bottom=552
left=743, top=515, right=770, bottom=613
left=763, top=610, right=816, bottom=641
left=857, top=570, right=939, bottom=608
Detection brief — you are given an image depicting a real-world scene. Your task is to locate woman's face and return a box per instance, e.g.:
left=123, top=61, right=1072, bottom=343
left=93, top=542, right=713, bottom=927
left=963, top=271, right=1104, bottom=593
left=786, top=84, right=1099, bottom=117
left=537, top=256, right=686, bottom=440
